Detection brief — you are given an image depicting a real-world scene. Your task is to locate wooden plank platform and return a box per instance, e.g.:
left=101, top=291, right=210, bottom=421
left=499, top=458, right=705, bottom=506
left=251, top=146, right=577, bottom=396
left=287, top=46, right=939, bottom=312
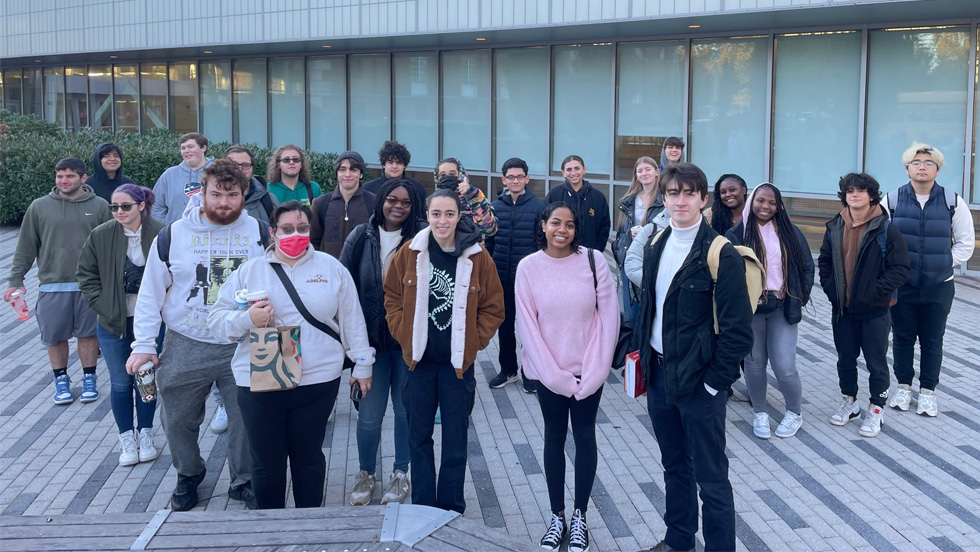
left=0, top=506, right=536, bottom=551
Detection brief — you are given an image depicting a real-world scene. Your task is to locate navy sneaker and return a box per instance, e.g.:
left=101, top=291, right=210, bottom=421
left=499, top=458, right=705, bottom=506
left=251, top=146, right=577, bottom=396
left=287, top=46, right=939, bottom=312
left=53, top=375, right=73, bottom=405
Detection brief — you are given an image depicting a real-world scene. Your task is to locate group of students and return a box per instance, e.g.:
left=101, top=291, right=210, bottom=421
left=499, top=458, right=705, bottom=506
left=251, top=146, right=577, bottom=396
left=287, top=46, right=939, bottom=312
left=5, top=131, right=973, bottom=552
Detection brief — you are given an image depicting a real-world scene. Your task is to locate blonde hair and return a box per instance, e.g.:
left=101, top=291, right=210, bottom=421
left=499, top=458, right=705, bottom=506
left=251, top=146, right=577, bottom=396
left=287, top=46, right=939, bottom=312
left=266, top=145, right=312, bottom=184
left=625, top=156, right=660, bottom=198
left=901, top=142, right=945, bottom=169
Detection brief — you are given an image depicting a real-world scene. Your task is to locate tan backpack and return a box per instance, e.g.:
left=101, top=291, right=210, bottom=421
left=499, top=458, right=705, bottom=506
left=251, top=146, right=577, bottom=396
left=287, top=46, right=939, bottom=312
left=650, top=232, right=766, bottom=334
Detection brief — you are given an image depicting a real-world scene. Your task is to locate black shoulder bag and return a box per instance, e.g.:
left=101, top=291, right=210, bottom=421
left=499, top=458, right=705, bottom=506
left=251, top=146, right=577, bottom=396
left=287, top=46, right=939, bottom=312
left=271, top=263, right=355, bottom=370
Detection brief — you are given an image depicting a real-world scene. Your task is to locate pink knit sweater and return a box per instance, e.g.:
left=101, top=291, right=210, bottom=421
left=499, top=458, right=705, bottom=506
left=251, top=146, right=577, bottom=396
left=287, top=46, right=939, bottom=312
left=514, top=249, right=619, bottom=400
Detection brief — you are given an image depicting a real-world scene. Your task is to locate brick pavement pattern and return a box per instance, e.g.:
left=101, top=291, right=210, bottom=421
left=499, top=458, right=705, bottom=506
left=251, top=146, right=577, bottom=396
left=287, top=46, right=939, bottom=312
left=2, top=226, right=979, bottom=551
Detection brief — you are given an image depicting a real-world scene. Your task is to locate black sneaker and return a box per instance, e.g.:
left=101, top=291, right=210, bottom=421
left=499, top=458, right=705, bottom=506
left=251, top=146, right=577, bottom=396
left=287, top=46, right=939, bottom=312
left=229, top=481, right=258, bottom=509
left=540, top=512, right=566, bottom=551
left=523, top=378, right=537, bottom=394
left=489, top=372, right=519, bottom=389
left=171, top=469, right=206, bottom=512
left=568, top=509, right=589, bottom=552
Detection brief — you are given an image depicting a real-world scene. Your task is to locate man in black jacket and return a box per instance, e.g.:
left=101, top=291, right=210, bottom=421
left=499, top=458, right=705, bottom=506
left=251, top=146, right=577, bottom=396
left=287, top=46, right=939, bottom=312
left=818, top=173, right=909, bottom=438
left=362, top=140, right=427, bottom=200
left=635, top=163, right=753, bottom=552
left=486, top=158, right=545, bottom=393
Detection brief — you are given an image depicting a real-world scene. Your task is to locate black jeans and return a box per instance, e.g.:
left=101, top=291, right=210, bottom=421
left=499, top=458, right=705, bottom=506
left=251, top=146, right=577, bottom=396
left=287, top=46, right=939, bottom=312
left=536, top=383, right=602, bottom=514
left=403, top=359, right=475, bottom=513
left=646, top=353, right=734, bottom=552
left=497, top=281, right=518, bottom=376
left=237, top=379, right=339, bottom=509
left=891, top=280, right=955, bottom=391
left=832, top=311, right=891, bottom=406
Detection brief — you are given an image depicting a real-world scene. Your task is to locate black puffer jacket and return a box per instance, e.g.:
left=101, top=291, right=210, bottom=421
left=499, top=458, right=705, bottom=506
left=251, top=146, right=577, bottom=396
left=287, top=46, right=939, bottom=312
left=339, top=215, right=409, bottom=352
left=726, top=221, right=815, bottom=325
left=545, top=180, right=611, bottom=251
left=818, top=207, right=910, bottom=322
left=487, top=190, right=546, bottom=283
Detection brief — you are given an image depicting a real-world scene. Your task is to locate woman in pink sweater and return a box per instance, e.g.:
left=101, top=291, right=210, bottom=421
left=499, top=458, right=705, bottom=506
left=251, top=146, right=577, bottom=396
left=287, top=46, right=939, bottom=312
left=515, top=202, right=619, bottom=552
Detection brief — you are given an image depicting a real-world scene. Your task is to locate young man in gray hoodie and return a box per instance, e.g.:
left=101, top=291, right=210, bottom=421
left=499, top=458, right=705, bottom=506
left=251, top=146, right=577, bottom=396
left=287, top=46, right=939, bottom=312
left=151, top=132, right=214, bottom=225
left=126, top=159, right=265, bottom=511
left=6, top=158, right=111, bottom=405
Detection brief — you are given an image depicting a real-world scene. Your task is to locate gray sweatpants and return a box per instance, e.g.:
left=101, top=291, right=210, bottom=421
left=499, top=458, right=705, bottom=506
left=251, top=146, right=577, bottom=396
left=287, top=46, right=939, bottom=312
left=744, top=310, right=803, bottom=416
left=156, top=330, right=251, bottom=488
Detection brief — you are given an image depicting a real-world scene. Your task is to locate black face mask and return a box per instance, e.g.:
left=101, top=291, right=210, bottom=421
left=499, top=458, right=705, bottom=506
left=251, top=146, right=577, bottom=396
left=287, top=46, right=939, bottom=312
left=436, top=175, right=460, bottom=190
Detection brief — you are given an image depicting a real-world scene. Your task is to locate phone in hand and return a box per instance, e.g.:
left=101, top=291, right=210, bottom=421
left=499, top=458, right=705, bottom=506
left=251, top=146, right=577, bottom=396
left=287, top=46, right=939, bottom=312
left=350, top=381, right=363, bottom=402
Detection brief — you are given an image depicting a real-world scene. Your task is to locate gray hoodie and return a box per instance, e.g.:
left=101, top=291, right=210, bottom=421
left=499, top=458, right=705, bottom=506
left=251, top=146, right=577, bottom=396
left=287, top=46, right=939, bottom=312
left=150, top=157, right=215, bottom=225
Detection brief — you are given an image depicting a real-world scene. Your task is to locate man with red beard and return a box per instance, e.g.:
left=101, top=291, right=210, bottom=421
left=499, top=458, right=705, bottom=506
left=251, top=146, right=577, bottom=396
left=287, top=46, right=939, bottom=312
left=126, top=159, right=266, bottom=511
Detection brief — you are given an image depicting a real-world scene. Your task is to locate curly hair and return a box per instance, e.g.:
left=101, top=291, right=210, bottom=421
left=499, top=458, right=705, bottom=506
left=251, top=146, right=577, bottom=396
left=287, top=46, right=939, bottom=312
left=837, top=173, right=882, bottom=207
left=202, top=158, right=249, bottom=194
left=379, top=140, right=411, bottom=166
left=266, top=145, right=311, bottom=184
left=535, top=201, right=582, bottom=253
left=711, top=173, right=747, bottom=235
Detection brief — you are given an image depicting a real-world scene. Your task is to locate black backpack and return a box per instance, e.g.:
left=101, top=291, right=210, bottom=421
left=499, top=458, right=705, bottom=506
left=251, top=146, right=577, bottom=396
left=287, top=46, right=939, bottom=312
left=156, top=218, right=269, bottom=268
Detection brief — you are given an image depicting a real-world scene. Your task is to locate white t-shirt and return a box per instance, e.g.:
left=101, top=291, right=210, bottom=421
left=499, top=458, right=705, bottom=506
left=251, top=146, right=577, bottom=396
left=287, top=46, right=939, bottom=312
left=125, top=225, right=144, bottom=317
left=379, top=227, right=403, bottom=281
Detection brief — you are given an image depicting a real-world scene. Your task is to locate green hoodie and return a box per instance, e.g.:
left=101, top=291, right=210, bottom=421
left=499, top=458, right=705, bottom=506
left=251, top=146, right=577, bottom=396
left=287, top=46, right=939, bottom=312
left=8, top=185, right=111, bottom=289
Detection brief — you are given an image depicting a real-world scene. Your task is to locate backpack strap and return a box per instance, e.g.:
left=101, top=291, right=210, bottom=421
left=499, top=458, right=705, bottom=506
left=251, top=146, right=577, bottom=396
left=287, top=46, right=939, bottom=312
left=255, top=218, right=268, bottom=249
left=876, top=219, right=889, bottom=272
left=944, top=186, right=957, bottom=218
left=156, top=222, right=175, bottom=268
left=587, top=248, right=598, bottom=311
left=259, top=193, right=275, bottom=219
left=304, top=182, right=314, bottom=205
left=887, top=190, right=898, bottom=220
left=706, top=235, right=729, bottom=334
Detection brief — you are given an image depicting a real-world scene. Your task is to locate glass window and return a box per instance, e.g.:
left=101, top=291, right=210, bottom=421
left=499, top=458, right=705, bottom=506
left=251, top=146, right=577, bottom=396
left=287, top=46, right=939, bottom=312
left=616, top=41, right=686, bottom=180
left=866, top=28, right=970, bottom=193
left=269, top=58, right=305, bottom=147
left=350, top=54, right=390, bottom=155
left=65, top=67, right=88, bottom=131
left=140, top=63, right=167, bottom=132
left=394, top=52, right=437, bottom=168
left=169, top=62, right=198, bottom=135
left=442, top=50, right=491, bottom=170
left=553, top=44, right=614, bottom=177
left=308, top=56, right=346, bottom=154
left=494, top=47, right=550, bottom=175
left=974, top=29, right=979, bottom=204
left=43, top=67, right=66, bottom=129
left=113, top=64, right=139, bottom=133
left=88, top=65, right=113, bottom=132
left=0, top=71, right=3, bottom=111
left=4, top=69, right=23, bottom=115
left=772, top=32, right=862, bottom=194
left=690, top=37, right=769, bottom=187
left=23, top=68, right=42, bottom=118
left=234, top=59, right=268, bottom=147
left=201, top=61, right=232, bottom=143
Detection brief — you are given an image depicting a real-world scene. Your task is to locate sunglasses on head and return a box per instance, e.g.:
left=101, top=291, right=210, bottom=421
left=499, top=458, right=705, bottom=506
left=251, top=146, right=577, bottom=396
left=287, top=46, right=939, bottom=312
left=109, top=203, right=138, bottom=212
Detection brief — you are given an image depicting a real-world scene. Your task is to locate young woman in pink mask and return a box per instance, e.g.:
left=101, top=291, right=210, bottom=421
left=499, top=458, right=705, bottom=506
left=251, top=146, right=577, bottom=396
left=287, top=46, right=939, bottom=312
left=209, top=200, right=374, bottom=509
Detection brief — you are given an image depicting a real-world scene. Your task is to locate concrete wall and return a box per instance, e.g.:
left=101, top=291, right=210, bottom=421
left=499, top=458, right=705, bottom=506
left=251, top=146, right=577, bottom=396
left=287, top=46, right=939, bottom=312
left=1, top=0, right=910, bottom=58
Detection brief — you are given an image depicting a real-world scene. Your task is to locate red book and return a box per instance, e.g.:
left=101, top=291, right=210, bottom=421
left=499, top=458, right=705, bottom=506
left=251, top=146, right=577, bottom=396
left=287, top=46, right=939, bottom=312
left=623, top=351, right=646, bottom=398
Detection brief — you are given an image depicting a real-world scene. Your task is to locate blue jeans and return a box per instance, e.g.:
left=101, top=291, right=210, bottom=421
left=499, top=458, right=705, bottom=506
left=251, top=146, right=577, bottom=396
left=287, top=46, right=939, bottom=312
left=404, top=358, right=475, bottom=513
left=356, top=350, right=410, bottom=474
left=97, top=318, right=164, bottom=434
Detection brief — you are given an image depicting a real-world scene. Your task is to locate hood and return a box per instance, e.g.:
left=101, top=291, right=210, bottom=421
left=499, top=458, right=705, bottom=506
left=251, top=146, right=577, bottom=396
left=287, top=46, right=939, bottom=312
left=740, top=184, right=776, bottom=237
left=555, top=179, right=593, bottom=197
left=179, top=157, right=215, bottom=179
left=90, top=143, right=126, bottom=183
left=659, top=148, right=670, bottom=169
left=245, top=176, right=269, bottom=202
left=49, top=184, right=98, bottom=203
left=180, top=192, right=252, bottom=231
left=410, top=216, right=482, bottom=257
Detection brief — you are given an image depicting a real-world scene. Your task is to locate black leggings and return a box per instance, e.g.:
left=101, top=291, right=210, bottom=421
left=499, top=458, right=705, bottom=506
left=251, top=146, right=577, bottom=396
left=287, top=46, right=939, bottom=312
left=237, top=379, right=339, bottom=509
left=537, top=383, right=603, bottom=514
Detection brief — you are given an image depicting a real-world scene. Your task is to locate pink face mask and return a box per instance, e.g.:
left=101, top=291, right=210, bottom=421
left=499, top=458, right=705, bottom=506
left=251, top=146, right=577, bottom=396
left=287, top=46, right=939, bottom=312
left=277, top=232, right=310, bottom=258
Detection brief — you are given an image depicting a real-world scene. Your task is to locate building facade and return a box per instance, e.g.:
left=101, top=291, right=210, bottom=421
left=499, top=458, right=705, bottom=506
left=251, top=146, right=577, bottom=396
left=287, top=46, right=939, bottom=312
left=2, top=0, right=978, bottom=267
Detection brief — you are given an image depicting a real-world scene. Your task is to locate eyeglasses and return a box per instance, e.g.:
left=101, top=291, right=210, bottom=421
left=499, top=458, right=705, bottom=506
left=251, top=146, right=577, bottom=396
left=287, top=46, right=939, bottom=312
left=385, top=196, right=412, bottom=208
left=279, top=157, right=302, bottom=164
left=109, top=203, right=137, bottom=212
left=908, top=160, right=937, bottom=167
left=275, top=224, right=311, bottom=234
left=502, top=175, right=527, bottom=182
left=235, top=163, right=253, bottom=170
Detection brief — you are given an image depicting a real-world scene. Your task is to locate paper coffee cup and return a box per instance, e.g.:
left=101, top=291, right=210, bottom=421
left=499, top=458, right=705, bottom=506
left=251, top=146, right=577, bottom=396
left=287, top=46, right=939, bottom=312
left=246, top=290, right=268, bottom=305
left=234, top=289, right=249, bottom=310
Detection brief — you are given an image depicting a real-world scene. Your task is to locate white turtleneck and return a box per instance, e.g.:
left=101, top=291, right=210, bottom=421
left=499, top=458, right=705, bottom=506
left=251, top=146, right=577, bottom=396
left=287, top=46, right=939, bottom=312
left=651, top=216, right=702, bottom=354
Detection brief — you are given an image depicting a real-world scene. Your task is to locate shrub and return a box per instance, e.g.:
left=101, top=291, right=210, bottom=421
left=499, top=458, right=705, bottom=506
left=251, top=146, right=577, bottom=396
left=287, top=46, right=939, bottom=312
left=0, top=109, right=340, bottom=225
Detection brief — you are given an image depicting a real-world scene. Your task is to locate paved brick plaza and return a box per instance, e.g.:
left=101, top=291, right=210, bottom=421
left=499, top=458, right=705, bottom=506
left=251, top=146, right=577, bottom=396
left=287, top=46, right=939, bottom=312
left=2, top=225, right=979, bottom=552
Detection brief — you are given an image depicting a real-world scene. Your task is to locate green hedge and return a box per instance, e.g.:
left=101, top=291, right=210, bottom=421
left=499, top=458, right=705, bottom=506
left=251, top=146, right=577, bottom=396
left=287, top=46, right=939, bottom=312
left=0, top=109, right=339, bottom=225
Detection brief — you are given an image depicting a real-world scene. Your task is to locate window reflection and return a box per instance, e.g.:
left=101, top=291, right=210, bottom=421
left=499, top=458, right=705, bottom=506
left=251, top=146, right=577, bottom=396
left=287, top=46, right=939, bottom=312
left=169, top=62, right=198, bottom=135
left=494, top=47, right=549, bottom=175
left=66, top=67, right=88, bottom=131
left=270, top=58, right=304, bottom=147
left=394, top=53, right=437, bottom=166
left=201, top=61, right=232, bottom=143
left=234, top=59, right=268, bottom=147
left=442, top=51, right=490, bottom=170
left=114, top=64, right=139, bottom=133
left=88, top=65, right=113, bottom=131
left=308, top=56, right=346, bottom=154
left=141, top=63, right=167, bottom=132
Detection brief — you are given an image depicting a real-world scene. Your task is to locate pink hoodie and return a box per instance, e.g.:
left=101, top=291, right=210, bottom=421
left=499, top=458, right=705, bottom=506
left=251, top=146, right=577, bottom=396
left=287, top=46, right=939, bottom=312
left=740, top=185, right=785, bottom=295
left=514, top=249, right=619, bottom=400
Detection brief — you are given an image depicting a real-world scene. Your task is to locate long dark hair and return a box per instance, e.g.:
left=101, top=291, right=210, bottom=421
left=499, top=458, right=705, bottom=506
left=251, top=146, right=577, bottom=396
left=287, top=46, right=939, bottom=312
left=373, top=178, right=425, bottom=242
left=743, top=184, right=806, bottom=299
left=535, top=201, right=582, bottom=253
left=711, top=174, right=747, bottom=235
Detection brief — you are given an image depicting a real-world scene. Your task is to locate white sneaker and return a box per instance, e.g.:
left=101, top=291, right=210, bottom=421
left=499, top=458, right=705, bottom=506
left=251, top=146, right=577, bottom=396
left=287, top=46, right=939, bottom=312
left=859, top=404, right=884, bottom=437
left=349, top=470, right=376, bottom=506
left=380, top=470, right=411, bottom=504
left=829, top=395, right=860, bottom=426
left=752, top=412, right=771, bottom=439
left=775, top=411, right=803, bottom=438
left=888, top=384, right=911, bottom=411
left=917, top=389, right=938, bottom=417
left=138, top=428, right=160, bottom=463
left=210, top=404, right=228, bottom=434
left=118, top=431, right=138, bottom=466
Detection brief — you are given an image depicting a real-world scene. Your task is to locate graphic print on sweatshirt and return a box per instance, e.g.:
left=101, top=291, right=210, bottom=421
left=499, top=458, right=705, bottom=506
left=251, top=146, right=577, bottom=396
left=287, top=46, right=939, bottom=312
left=428, top=264, right=455, bottom=331
left=184, top=181, right=202, bottom=197
left=184, top=255, right=247, bottom=305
